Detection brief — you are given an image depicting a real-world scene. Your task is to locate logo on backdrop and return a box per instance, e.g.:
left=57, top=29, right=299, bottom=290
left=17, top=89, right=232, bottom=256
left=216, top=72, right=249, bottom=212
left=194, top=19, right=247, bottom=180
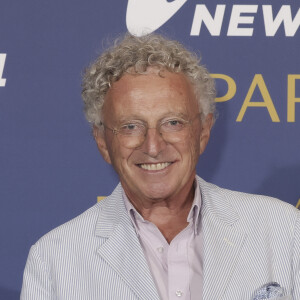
left=126, top=1, right=300, bottom=37
left=212, top=73, right=300, bottom=122
left=0, top=53, right=7, bottom=87
left=126, top=0, right=187, bottom=36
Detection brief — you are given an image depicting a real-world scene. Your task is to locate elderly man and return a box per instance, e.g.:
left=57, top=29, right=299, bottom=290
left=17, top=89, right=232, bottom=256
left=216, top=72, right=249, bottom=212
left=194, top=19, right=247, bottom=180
left=21, top=34, right=299, bottom=300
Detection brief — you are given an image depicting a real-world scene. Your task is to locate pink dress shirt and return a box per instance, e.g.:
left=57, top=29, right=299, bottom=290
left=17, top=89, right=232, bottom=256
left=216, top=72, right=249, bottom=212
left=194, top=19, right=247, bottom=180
left=123, top=182, right=203, bottom=300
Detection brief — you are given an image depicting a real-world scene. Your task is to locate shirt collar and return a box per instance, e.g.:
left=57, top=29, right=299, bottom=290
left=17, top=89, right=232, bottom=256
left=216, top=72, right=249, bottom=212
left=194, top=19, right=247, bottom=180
left=123, top=179, right=202, bottom=236
left=187, top=180, right=202, bottom=234
left=123, top=192, right=144, bottom=237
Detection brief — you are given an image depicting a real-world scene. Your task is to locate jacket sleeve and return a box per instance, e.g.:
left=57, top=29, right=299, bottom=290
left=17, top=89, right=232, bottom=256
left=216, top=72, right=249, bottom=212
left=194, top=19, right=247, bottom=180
left=20, top=243, right=55, bottom=300
left=292, top=210, right=300, bottom=299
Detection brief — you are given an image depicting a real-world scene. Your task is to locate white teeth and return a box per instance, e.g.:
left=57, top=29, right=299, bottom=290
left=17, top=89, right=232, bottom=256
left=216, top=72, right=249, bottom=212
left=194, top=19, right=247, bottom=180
left=140, top=162, right=171, bottom=171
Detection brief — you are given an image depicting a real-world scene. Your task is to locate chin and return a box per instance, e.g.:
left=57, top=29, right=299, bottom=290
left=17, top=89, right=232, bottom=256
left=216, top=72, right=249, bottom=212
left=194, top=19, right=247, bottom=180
left=138, top=182, right=178, bottom=201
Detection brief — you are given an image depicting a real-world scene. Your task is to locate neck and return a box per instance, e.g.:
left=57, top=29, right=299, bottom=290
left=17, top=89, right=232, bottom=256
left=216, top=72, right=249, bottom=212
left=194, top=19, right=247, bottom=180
left=124, top=178, right=196, bottom=243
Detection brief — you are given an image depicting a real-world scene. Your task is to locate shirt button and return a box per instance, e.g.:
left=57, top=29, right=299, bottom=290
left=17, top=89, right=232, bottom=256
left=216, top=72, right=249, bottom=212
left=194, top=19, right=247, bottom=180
left=157, top=246, right=164, bottom=253
left=175, top=290, right=183, bottom=297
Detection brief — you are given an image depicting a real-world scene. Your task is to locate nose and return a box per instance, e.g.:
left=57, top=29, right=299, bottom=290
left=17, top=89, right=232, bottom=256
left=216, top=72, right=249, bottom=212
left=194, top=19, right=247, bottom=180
left=140, top=127, right=167, bottom=157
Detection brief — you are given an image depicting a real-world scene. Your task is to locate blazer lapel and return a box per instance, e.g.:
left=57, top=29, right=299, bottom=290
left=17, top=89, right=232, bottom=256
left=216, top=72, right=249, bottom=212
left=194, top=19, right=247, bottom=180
left=198, top=177, right=247, bottom=300
left=95, top=185, right=160, bottom=300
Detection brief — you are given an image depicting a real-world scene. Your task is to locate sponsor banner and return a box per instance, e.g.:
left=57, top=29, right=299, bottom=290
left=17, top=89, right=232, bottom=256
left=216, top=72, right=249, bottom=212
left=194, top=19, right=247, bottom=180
left=127, top=1, right=300, bottom=37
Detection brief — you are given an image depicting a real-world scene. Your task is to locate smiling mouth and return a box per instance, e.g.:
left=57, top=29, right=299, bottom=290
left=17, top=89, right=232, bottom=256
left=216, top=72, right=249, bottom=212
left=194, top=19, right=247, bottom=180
left=138, top=162, right=172, bottom=171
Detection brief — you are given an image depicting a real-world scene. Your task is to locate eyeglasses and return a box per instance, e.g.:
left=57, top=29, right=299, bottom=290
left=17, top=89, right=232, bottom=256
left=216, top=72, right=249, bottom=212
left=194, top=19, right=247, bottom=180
left=99, top=113, right=201, bottom=148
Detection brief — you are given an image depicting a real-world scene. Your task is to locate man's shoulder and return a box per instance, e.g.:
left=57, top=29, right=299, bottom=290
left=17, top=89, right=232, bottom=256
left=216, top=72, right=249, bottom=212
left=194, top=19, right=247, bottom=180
left=25, top=184, right=128, bottom=270
left=35, top=202, right=102, bottom=247
left=35, top=184, right=124, bottom=247
left=219, top=183, right=298, bottom=216
left=197, top=176, right=299, bottom=228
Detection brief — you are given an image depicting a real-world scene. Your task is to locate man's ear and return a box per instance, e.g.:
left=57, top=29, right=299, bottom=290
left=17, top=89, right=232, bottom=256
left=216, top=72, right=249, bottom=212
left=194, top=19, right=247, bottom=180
left=93, top=126, right=112, bottom=164
left=199, top=113, right=214, bottom=155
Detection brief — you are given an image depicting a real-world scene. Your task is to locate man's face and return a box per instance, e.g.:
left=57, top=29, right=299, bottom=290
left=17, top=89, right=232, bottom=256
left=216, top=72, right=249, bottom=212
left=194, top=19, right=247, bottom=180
left=94, top=68, right=212, bottom=204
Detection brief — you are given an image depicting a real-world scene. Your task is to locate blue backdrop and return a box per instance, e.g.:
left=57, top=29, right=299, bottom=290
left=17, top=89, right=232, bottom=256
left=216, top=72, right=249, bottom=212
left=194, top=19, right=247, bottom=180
left=0, top=0, right=299, bottom=298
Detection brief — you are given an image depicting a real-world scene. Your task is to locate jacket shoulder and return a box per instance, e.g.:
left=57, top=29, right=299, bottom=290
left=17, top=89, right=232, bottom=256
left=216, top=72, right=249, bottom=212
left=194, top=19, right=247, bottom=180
left=219, top=185, right=298, bottom=220
left=34, top=201, right=106, bottom=252
left=197, top=176, right=300, bottom=233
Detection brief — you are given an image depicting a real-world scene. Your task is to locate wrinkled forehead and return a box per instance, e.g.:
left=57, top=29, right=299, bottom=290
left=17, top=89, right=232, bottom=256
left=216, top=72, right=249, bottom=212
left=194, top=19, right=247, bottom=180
left=101, top=68, right=200, bottom=122
left=107, top=66, right=198, bottom=100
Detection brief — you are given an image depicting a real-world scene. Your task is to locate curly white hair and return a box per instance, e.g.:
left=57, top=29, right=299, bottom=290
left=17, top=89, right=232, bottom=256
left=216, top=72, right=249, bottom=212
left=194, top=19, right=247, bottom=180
left=82, top=33, right=216, bottom=126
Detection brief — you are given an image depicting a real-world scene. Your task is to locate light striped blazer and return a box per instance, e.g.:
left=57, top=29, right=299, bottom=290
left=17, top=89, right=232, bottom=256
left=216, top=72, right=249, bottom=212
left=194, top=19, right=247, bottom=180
left=21, top=176, right=300, bottom=299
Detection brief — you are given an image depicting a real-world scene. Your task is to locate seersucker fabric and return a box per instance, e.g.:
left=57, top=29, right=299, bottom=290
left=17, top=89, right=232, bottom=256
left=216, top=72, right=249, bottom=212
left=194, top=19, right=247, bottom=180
left=21, top=176, right=300, bottom=299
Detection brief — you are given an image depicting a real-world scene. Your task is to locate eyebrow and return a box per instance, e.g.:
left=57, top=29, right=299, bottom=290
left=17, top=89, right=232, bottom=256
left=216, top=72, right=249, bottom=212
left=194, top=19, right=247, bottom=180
left=160, top=112, right=189, bottom=119
left=117, top=112, right=190, bottom=125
